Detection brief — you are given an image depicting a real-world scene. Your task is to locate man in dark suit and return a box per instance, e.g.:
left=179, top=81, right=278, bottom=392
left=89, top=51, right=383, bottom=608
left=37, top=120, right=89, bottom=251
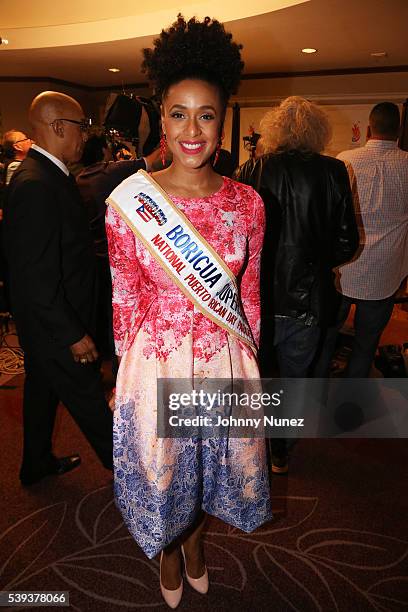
left=76, top=134, right=159, bottom=366
left=3, top=91, right=113, bottom=486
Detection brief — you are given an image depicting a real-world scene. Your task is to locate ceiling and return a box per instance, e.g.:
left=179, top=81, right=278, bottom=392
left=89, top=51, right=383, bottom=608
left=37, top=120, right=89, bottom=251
left=1, top=0, right=407, bottom=88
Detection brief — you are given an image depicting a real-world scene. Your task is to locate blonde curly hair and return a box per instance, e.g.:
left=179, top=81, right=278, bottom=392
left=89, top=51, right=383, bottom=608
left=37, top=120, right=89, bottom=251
left=260, top=96, right=332, bottom=154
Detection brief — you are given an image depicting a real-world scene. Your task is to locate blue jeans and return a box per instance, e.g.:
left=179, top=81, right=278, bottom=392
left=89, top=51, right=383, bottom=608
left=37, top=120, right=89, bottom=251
left=267, top=317, right=320, bottom=460
left=313, top=293, right=395, bottom=378
left=274, top=316, right=321, bottom=378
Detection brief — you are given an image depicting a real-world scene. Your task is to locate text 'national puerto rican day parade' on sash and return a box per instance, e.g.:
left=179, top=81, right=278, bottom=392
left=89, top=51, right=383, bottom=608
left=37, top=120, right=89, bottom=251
left=107, top=171, right=255, bottom=349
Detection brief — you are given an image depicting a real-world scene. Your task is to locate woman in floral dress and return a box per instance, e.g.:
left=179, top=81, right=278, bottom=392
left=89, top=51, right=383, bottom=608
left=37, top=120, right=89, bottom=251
left=106, top=15, right=272, bottom=608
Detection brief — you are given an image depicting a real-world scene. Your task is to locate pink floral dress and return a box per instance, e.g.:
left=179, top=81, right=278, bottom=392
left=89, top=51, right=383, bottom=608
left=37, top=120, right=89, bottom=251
left=106, top=175, right=272, bottom=558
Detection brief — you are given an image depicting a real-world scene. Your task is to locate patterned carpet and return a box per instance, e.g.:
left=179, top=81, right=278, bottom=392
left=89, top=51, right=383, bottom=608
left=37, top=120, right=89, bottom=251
left=1, top=375, right=407, bottom=611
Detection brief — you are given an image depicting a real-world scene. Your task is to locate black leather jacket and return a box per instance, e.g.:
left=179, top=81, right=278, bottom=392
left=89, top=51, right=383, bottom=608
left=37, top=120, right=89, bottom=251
left=237, top=151, right=359, bottom=327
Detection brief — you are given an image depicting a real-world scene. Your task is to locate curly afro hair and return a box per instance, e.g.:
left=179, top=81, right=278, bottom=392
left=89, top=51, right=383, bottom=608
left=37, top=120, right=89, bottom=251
left=142, top=15, right=244, bottom=106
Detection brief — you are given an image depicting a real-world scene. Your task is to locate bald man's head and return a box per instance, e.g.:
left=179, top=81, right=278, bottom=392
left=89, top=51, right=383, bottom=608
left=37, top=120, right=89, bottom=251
left=28, top=91, right=89, bottom=164
left=29, top=91, right=82, bottom=127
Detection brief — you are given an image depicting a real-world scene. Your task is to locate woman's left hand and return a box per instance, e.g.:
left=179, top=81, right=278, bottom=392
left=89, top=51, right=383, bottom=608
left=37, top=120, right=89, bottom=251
left=109, top=388, right=116, bottom=412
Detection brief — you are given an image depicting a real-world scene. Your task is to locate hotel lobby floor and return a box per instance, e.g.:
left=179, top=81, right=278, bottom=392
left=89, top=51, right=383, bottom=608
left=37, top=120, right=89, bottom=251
left=0, top=306, right=407, bottom=611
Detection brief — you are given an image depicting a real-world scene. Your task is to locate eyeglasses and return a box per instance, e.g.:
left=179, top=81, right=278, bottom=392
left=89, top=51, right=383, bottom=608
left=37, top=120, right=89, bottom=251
left=50, top=117, right=92, bottom=132
left=14, top=137, right=32, bottom=144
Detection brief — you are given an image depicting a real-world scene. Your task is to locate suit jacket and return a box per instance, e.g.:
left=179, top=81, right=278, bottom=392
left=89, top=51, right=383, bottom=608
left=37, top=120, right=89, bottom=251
left=3, top=148, right=98, bottom=355
left=76, top=159, right=146, bottom=257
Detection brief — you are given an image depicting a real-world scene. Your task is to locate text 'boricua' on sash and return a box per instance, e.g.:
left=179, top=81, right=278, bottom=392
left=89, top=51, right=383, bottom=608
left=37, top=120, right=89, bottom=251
left=106, top=170, right=256, bottom=352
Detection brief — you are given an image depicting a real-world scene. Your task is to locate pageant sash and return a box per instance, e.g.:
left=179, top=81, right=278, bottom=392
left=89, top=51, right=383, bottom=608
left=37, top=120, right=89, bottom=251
left=107, top=170, right=256, bottom=351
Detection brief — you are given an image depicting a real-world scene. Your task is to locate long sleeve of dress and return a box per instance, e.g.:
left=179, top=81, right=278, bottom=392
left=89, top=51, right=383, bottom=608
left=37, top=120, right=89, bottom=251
left=106, top=205, right=146, bottom=356
left=240, top=188, right=266, bottom=348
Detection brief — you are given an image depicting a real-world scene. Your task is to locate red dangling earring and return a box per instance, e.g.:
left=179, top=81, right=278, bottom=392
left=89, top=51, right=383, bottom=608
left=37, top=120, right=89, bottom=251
left=160, top=132, right=167, bottom=167
left=213, top=137, right=222, bottom=167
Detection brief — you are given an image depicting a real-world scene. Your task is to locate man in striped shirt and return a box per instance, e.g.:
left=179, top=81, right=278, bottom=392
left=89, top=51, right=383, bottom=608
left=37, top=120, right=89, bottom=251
left=315, top=102, right=408, bottom=377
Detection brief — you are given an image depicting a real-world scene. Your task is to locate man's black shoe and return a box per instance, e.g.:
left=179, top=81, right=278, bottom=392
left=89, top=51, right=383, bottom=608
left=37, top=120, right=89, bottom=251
left=53, top=455, right=81, bottom=475
left=20, top=454, right=81, bottom=486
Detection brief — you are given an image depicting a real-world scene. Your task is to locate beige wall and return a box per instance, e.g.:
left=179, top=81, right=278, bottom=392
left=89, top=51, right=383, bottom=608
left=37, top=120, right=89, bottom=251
left=228, top=71, right=408, bottom=164
left=0, top=82, right=150, bottom=138
left=0, top=81, right=97, bottom=137
left=235, top=71, right=408, bottom=105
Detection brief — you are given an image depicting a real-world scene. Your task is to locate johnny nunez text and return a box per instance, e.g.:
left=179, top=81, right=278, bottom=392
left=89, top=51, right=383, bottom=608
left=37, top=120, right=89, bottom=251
left=168, top=415, right=305, bottom=428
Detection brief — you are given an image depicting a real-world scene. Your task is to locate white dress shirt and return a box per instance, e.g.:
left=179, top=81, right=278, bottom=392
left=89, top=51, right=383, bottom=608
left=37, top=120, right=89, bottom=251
left=31, top=143, right=69, bottom=176
left=5, top=160, right=22, bottom=185
left=336, top=139, right=408, bottom=300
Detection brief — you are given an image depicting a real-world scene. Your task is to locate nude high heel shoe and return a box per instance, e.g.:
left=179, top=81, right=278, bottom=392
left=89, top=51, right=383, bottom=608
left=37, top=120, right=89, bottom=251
left=181, top=545, right=209, bottom=594
left=160, top=552, right=183, bottom=609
